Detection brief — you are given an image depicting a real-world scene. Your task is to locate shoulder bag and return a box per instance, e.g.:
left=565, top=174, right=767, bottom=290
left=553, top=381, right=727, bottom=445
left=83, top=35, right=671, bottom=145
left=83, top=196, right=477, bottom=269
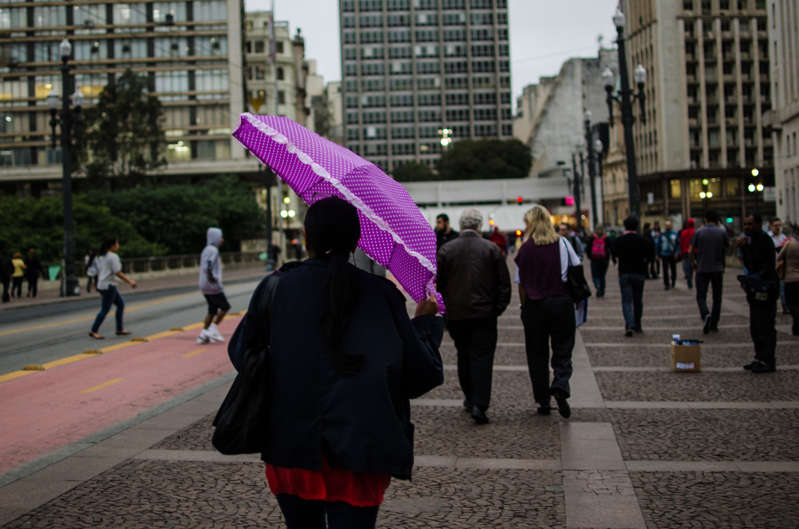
left=560, top=237, right=592, bottom=303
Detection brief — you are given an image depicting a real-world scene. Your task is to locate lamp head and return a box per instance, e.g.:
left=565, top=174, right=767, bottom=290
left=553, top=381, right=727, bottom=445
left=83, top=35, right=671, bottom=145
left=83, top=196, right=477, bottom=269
left=634, top=64, right=647, bottom=85
left=72, top=88, right=84, bottom=108
left=46, top=88, right=59, bottom=111
left=602, top=67, right=615, bottom=90
left=584, top=110, right=592, bottom=123
left=59, top=38, right=72, bottom=60
left=613, top=8, right=625, bottom=30
left=594, top=139, right=603, bottom=153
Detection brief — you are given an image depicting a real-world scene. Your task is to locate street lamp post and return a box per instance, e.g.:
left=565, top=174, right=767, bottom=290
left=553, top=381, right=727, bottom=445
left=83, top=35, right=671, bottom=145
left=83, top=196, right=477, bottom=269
left=604, top=8, right=647, bottom=220
left=47, top=39, right=82, bottom=297
left=584, top=111, right=599, bottom=230
left=571, top=152, right=582, bottom=231
left=594, top=138, right=605, bottom=225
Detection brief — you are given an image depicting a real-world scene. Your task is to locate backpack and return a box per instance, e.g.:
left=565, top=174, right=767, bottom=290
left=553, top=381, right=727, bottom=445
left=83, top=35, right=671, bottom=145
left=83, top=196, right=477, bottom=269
left=591, top=236, right=607, bottom=259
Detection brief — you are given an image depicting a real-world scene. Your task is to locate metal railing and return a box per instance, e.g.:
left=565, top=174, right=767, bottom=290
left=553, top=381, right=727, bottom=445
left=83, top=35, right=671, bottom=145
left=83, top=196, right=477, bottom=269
left=72, top=252, right=262, bottom=277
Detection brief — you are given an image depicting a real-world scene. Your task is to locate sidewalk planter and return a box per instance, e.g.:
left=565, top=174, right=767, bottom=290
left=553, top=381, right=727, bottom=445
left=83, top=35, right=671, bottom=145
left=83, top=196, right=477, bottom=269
left=671, top=343, right=701, bottom=372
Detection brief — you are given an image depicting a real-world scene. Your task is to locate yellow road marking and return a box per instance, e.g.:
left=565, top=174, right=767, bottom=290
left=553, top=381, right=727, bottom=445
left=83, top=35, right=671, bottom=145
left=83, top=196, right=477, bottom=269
left=81, top=377, right=123, bottom=394
left=0, top=370, right=34, bottom=383
left=42, top=354, right=95, bottom=369
left=0, top=292, right=196, bottom=338
left=182, top=347, right=206, bottom=359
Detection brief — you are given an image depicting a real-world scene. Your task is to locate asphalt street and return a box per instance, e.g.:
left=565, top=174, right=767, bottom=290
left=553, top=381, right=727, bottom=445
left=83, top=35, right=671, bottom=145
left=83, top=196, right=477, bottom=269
left=0, top=278, right=262, bottom=376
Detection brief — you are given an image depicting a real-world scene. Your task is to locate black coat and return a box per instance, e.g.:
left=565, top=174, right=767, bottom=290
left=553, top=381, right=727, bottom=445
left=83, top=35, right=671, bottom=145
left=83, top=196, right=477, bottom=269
left=228, top=259, right=444, bottom=480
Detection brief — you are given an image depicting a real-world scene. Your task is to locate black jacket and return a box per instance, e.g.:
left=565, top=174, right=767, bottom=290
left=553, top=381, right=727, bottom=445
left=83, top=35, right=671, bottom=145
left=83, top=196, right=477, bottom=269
left=742, top=231, right=777, bottom=281
left=228, top=259, right=444, bottom=480
left=436, top=230, right=511, bottom=321
left=612, top=233, right=653, bottom=275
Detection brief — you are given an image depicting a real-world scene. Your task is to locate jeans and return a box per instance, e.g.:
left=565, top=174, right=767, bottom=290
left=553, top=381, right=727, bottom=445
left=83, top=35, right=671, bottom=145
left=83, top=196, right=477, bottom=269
left=682, top=258, right=694, bottom=288
left=521, top=296, right=575, bottom=404
left=590, top=259, right=608, bottom=296
left=648, top=257, right=660, bottom=278
left=780, top=280, right=788, bottom=313
left=275, top=494, right=379, bottom=529
left=661, top=256, right=677, bottom=287
left=11, top=276, right=22, bottom=297
left=696, top=271, right=724, bottom=329
left=619, top=274, right=646, bottom=330
left=447, top=317, right=498, bottom=412
left=747, top=289, right=778, bottom=368
left=784, top=281, right=799, bottom=336
left=91, top=285, right=125, bottom=333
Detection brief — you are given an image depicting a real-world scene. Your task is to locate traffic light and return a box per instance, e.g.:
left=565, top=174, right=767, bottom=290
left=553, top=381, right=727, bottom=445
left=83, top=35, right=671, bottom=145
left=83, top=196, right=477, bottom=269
left=563, top=196, right=575, bottom=206
left=516, top=196, right=523, bottom=205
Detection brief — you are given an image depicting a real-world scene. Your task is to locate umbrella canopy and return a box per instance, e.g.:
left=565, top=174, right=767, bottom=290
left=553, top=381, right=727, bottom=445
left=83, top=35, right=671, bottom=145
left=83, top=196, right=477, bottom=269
left=233, top=113, right=442, bottom=308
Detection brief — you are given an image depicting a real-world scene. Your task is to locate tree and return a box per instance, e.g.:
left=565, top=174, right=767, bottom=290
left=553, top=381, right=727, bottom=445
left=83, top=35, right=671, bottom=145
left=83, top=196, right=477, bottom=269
left=437, top=139, right=532, bottom=180
left=81, top=69, right=166, bottom=186
left=391, top=161, right=436, bottom=182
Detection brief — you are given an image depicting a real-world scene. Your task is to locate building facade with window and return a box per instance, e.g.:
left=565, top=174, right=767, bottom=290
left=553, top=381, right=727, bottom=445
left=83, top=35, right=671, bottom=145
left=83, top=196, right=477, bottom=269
left=767, top=0, right=799, bottom=224
left=0, top=0, right=250, bottom=191
left=622, top=0, right=775, bottom=224
left=338, top=0, right=512, bottom=173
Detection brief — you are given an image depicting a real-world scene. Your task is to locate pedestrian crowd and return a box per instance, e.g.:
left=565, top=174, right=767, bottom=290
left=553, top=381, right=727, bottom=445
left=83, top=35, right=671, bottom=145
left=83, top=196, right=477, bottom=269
left=0, top=246, right=44, bottom=303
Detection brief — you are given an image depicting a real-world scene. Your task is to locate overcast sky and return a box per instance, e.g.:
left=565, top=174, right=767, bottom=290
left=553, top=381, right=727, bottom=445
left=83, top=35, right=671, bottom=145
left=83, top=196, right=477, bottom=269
left=245, top=0, right=620, bottom=104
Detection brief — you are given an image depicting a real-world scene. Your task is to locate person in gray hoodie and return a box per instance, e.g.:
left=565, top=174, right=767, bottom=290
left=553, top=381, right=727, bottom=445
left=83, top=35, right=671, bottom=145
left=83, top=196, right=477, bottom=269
left=198, top=227, right=230, bottom=344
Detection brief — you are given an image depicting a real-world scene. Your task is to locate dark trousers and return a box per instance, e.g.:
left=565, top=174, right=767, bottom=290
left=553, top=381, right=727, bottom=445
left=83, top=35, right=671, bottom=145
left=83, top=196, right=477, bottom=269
left=447, top=317, right=498, bottom=412
left=785, top=281, right=799, bottom=336
left=696, top=271, right=724, bottom=329
left=521, top=296, right=575, bottom=404
left=26, top=275, right=38, bottom=297
left=86, top=276, right=96, bottom=293
left=11, top=276, right=22, bottom=297
left=682, top=257, right=694, bottom=288
left=661, top=256, right=677, bottom=287
left=747, top=291, right=777, bottom=368
left=276, top=494, right=379, bottom=529
left=648, top=257, right=660, bottom=278
left=1, top=278, right=9, bottom=302
left=91, top=285, right=125, bottom=333
left=619, top=274, right=645, bottom=330
left=590, top=259, right=608, bottom=296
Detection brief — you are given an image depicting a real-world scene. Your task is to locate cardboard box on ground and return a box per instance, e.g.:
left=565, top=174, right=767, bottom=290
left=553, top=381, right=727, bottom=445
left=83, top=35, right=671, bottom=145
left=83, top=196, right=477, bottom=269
left=672, top=344, right=701, bottom=372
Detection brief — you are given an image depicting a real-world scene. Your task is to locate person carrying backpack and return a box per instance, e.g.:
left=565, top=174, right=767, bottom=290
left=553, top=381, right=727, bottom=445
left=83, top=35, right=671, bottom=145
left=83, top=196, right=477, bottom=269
left=657, top=220, right=680, bottom=290
left=587, top=225, right=611, bottom=297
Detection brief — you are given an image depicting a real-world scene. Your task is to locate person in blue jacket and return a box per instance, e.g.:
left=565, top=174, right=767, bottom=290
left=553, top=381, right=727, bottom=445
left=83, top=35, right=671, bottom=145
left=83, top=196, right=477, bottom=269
left=657, top=220, right=680, bottom=290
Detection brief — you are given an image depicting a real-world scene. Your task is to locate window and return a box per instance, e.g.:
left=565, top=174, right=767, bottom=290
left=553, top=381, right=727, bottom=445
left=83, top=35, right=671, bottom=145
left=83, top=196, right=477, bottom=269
left=276, top=42, right=284, bottom=54
left=255, top=40, right=265, bottom=53
left=277, top=67, right=284, bottom=80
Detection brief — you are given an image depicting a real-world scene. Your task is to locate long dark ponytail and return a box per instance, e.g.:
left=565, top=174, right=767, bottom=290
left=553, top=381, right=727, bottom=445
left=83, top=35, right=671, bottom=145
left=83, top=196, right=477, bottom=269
left=100, top=237, right=118, bottom=255
left=304, top=197, right=363, bottom=376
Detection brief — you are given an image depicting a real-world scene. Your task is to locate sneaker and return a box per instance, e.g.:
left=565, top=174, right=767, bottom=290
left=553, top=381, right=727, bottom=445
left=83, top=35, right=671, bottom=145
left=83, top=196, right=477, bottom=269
left=703, top=314, right=712, bottom=335
left=197, top=330, right=211, bottom=344
left=207, top=324, right=224, bottom=343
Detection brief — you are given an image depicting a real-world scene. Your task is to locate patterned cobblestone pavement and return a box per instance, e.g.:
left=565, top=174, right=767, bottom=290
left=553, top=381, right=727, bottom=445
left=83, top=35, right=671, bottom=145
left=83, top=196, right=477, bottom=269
left=3, top=263, right=799, bottom=528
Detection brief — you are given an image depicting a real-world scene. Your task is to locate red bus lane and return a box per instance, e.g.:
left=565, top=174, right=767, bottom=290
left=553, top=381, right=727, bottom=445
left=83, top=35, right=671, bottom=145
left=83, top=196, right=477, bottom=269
left=0, top=317, right=242, bottom=475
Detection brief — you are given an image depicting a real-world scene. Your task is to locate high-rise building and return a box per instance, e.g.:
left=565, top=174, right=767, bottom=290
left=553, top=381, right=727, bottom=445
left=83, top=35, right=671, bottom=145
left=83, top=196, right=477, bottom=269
left=621, top=0, right=774, bottom=222
left=338, top=0, right=512, bottom=173
left=0, top=0, right=250, bottom=192
left=767, top=0, right=799, bottom=223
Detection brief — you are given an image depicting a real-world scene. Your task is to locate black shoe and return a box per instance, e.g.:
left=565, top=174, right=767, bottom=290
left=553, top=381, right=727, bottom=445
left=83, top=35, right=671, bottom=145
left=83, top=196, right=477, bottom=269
left=537, top=405, right=551, bottom=416
left=633, top=327, right=643, bottom=333
left=664, top=285, right=670, bottom=290
left=703, top=314, right=712, bottom=335
left=743, top=360, right=758, bottom=370
left=750, top=361, right=776, bottom=373
left=470, top=405, right=489, bottom=424
left=625, top=329, right=633, bottom=337
left=462, top=399, right=471, bottom=413
left=553, top=392, right=571, bottom=419
left=710, top=327, right=719, bottom=333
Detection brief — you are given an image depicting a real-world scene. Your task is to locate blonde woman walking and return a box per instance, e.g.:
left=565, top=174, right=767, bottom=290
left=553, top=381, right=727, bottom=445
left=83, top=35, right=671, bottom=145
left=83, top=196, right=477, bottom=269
left=515, top=205, right=578, bottom=418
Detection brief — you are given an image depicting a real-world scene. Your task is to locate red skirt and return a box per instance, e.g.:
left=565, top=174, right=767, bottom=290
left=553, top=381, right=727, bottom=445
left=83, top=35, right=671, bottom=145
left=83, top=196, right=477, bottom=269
left=265, top=458, right=391, bottom=508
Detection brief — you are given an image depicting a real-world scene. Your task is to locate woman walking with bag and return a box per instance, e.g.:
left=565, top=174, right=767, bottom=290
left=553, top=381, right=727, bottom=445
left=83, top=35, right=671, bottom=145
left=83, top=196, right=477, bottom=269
left=515, top=205, right=578, bottom=418
left=777, top=233, right=799, bottom=335
left=226, top=197, right=444, bottom=528
left=89, top=238, right=136, bottom=339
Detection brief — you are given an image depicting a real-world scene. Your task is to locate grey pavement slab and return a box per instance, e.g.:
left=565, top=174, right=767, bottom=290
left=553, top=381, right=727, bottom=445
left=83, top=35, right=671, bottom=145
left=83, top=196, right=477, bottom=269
left=560, top=422, right=626, bottom=471
left=581, top=326, right=799, bottom=344
left=587, top=343, right=799, bottom=368
left=631, top=471, right=799, bottom=528
left=562, top=470, right=646, bottom=529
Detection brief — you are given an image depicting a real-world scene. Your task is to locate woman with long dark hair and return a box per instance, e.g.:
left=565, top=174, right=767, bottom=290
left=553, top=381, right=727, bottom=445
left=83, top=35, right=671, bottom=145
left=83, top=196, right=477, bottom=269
left=88, top=238, right=136, bottom=339
left=228, top=197, right=443, bottom=528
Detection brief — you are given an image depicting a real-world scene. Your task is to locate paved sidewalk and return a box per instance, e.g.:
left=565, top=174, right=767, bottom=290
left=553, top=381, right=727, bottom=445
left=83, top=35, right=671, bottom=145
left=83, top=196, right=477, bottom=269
left=0, top=264, right=267, bottom=312
left=1, top=263, right=798, bottom=527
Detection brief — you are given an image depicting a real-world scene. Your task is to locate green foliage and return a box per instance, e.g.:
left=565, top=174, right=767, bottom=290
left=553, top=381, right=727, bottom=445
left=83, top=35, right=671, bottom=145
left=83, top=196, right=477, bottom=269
left=437, top=139, right=532, bottom=180
left=80, top=69, right=166, bottom=186
left=391, top=161, right=436, bottom=182
left=0, top=176, right=263, bottom=263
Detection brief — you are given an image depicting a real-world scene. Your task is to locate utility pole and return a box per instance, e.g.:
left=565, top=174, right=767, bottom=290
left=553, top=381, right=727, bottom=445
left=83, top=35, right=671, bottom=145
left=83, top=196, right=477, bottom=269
left=584, top=112, right=599, bottom=231
left=572, top=153, right=582, bottom=231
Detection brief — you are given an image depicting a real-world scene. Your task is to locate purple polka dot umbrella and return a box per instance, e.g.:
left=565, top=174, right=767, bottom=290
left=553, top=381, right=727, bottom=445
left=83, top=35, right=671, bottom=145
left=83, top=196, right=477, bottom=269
left=233, top=113, right=443, bottom=310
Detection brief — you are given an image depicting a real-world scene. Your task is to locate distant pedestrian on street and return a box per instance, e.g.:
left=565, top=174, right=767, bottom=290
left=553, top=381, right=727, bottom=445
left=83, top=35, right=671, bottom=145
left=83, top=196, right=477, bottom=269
left=489, top=226, right=508, bottom=255
left=198, top=227, right=230, bottom=344
left=586, top=224, right=610, bottom=297
left=435, top=213, right=459, bottom=250
left=611, top=216, right=653, bottom=337
left=228, top=197, right=443, bottom=528
left=89, top=238, right=136, bottom=340
left=777, top=232, right=799, bottom=335
left=646, top=222, right=661, bottom=279
left=0, top=246, right=12, bottom=303
left=85, top=249, right=97, bottom=293
left=738, top=214, right=778, bottom=373
left=10, top=252, right=25, bottom=298
left=559, top=223, right=584, bottom=258
left=768, top=218, right=790, bottom=314
left=24, top=247, right=42, bottom=298
left=437, top=208, right=511, bottom=424
left=679, top=218, right=697, bottom=288
left=691, top=211, right=729, bottom=334
left=516, top=205, right=578, bottom=418
left=657, top=221, right=680, bottom=290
